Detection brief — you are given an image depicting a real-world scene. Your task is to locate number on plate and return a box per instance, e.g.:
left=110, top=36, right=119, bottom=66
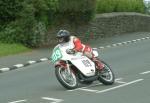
left=51, top=48, right=62, bottom=62
left=82, top=60, right=92, bottom=67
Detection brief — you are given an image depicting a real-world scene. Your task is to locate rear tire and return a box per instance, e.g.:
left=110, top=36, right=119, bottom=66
left=55, top=66, right=78, bottom=89
left=98, top=60, right=115, bottom=85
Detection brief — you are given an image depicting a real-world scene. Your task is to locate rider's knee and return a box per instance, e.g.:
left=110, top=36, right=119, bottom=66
left=84, top=52, right=93, bottom=58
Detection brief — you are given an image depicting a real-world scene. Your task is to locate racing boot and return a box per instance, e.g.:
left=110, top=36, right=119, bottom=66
left=92, top=57, right=104, bottom=71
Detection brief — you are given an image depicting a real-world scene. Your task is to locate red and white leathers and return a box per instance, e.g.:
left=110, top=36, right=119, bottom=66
left=71, top=36, right=92, bottom=58
left=70, top=36, right=104, bottom=70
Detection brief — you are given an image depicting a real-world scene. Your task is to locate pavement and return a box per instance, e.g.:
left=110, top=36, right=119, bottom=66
left=0, top=32, right=150, bottom=73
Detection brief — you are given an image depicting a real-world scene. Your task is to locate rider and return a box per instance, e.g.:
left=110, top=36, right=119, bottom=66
left=56, top=30, right=104, bottom=70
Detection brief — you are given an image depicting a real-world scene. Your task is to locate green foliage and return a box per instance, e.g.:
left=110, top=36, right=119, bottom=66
left=58, top=0, right=95, bottom=12
left=0, top=0, right=22, bottom=25
left=0, top=0, right=146, bottom=48
left=144, top=1, right=150, bottom=14
left=96, top=0, right=145, bottom=13
left=0, top=0, right=96, bottom=47
left=96, top=0, right=116, bottom=13
left=46, top=0, right=59, bottom=12
left=57, top=0, right=96, bottom=23
left=0, top=22, right=21, bottom=43
left=0, top=0, right=47, bottom=47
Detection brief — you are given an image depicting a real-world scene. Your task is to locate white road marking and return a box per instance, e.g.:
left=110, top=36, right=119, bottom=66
left=132, top=40, right=137, bottom=42
left=28, top=60, right=36, bottom=64
left=136, top=39, right=141, bottom=41
left=78, top=79, right=127, bottom=92
left=42, top=97, right=63, bottom=103
left=112, top=44, right=117, bottom=46
left=67, top=83, right=102, bottom=92
left=99, top=47, right=105, bottom=49
left=115, top=78, right=126, bottom=83
left=122, top=42, right=128, bottom=44
left=115, top=78, right=123, bottom=81
left=140, top=71, right=150, bottom=75
left=67, top=78, right=124, bottom=92
left=96, top=79, right=143, bottom=93
left=117, top=43, right=122, bottom=45
left=79, top=88, right=99, bottom=92
left=127, top=41, right=132, bottom=43
left=14, top=64, right=24, bottom=68
left=40, top=58, right=48, bottom=61
left=115, top=81, right=127, bottom=84
left=0, top=68, right=10, bottom=72
left=9, top=100, right=27, bottom=103
left=96, top=36, right=150, bottom=50
left=106, top=45, right=111, bottom=48
left=77, top=79, right=126, bottom=92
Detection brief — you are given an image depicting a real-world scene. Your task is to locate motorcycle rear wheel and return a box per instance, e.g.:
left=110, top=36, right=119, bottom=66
left=98, top=60, right=115, bottom=85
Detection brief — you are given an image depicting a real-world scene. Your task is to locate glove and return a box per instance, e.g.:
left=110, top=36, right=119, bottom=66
left=66, top=49, right=75, bottom=54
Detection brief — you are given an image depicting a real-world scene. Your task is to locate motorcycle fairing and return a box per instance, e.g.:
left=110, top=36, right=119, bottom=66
left=70, top=56, right=96, bottom=77
left=51, top=44, right=96, bottom=77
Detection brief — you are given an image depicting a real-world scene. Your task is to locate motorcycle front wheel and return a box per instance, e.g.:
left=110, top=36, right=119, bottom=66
left=98, top=60, right=115, bottom=85
left=55, top=66, right=78, bottom=89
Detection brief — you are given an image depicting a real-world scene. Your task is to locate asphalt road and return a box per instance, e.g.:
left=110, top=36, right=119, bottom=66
left=0, top=35, right=150, bottom=103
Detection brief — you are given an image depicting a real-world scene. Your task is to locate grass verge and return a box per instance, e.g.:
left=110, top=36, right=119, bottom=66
left=0, top=43, right=31, bottom=57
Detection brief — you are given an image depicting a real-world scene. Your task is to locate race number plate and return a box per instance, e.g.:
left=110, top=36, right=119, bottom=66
left=51, top=48, right=62, bottom=63
left=81, top=59, right=92, bottom=67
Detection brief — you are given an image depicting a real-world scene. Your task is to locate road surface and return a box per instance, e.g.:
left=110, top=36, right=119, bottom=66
left=0, top=33, right=150, bottom=103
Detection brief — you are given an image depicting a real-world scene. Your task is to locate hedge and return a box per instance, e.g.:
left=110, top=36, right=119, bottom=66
left=0, top=0, right=96, bottom=47
left=96, top=0, right=145, bottom=13
left=0, top=0, right=146, bottom=47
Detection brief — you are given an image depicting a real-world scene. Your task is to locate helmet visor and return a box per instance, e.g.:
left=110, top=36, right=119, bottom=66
left=57, top=37, right=64, bottom=43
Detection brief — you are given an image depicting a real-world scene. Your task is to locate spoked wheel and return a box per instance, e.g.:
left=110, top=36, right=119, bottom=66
left=98, top=61, right=115, bottom=85
left=55, top=67, right=78, bottom=89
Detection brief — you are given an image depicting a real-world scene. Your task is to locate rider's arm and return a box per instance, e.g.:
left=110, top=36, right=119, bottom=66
left=73, top=37, right=83, bottom=52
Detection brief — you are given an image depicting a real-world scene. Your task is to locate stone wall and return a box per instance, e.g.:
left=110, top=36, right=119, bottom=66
left=90, top=12, right=150, bottom=38
left=44, top=12, right=150, bottom=47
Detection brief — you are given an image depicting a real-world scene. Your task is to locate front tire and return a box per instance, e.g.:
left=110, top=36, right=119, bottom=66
left=55, top=66, right=78, bottom=89
left=98, top=61, right=115, bottom=85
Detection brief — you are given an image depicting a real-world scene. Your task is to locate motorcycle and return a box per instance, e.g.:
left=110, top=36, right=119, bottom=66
left=51, top=43, right=115, bottom=89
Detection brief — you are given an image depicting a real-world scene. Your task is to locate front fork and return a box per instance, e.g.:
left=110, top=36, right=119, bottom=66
left=55, top=60, right=72, bottom=76
left=66, top=61, right=71, bottom=75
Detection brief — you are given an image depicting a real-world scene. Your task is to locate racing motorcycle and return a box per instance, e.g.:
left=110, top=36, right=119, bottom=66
left=51, top=43, right=115, bottom=89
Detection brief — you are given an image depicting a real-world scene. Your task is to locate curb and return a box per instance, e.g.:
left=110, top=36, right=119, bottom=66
left=97, top=36, right=150, bottom=50
left=0, top=36, right=150, bottom=73
left=0, top=58, right=49, bottom=73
